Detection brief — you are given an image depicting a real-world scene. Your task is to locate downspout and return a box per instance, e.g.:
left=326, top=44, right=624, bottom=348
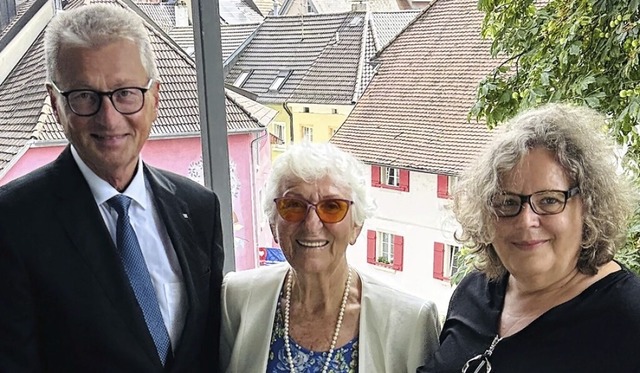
left=282, top=101, right=294, bottom=144
left=249, top=129, right=268, bottom=268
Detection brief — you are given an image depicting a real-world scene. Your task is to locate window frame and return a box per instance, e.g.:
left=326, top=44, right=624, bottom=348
left=269, top=70, right=291, bottom=91
left=272, top=122, right=286, bottom=148
left=371, top=165, right=410, bottom=192
left=437, top=174, right=457, bottom=199
left=433, top=241, right=460, bottom=281
left=366, top=230, right=404, bottom=271
left=302, top=126, right=313, bottom=142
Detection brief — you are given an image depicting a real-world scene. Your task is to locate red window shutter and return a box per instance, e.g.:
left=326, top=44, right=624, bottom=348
left=437, top=175, right=449, bottom=198
left=367, top=230, right=376, bottom=264
left=399, top=169, right=410, bottom=192
left=392, top=235, right=404, bottom=271
left=433, top=242, right=445, bottom=280
left=371, top=166, right=381, bottom=187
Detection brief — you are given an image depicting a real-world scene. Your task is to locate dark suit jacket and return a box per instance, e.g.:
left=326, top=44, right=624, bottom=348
left=0, top=147, right=224, bottom=372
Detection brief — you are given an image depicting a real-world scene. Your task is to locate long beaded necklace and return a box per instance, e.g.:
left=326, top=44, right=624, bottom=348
left=283, top=267, right=353, bottom=373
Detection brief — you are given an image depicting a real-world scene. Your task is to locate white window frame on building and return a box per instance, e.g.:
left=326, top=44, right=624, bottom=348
left=272, top=122, right=286, bottom=148
left=302, top=126, right=313, bottom=142
left=444, top=244, right=460, bottom=278
left=382, top=166, right=399, bottom=187
left=377, top=231, right=395, bottom=264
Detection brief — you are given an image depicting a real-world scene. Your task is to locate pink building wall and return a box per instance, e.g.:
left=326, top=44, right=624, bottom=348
left=0, top=134, right=273, bottom=271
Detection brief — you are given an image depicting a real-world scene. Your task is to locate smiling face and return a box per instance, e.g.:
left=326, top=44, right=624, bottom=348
left=492, top=147, right=584, bottom=286
left=271, top=176, right=363, bottom=274
left=48, top=38, right=159, bottom=190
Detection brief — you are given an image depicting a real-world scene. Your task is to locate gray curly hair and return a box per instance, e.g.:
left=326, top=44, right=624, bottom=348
left=453, top=103, right=636, bottom=279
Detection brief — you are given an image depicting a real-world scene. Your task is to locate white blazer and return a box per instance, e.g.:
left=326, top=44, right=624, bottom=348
left=220, top=263, right=441, bottom=372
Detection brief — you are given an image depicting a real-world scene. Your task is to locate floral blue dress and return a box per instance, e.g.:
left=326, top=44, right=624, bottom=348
left=266, top=301, right=359, bottom=373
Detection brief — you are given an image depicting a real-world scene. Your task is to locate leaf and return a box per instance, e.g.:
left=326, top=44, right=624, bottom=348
left=540, top=71, right=550, bottom=86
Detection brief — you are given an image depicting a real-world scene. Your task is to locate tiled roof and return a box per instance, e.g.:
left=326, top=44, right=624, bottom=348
left=227, top=12, right=355, bottom=103
left=312, top=0, right=400, bottom=13
left=219, top=0, right=264, bottom=24
left=226, top=89, right=278, bottom=131
left=0, top=0, right=268, bottom=174
left=221, top=23, right=261, bottom=61
left=226, top=10, right=415, bottom=105
left=0, top=0, right=84, bottom=167
left=0, top=0, right=39, bottom=42
left=252, top=0, right=272, bottom=16
left=287, top=13, right=368, bottom=104
left=330, top=0, right=500, bottom=175
left=371, top=9, right=420, bottom=49
left=135, top=3, right=176, bottom=34
left=168, top=23, right=260, bottom=61
left=167, top=26, right=195, bottom=55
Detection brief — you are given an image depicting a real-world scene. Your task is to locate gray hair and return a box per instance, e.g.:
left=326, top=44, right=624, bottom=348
left=453, top=103, right=636, bottom=279
left=44, top=4, right=159, bottom=83
left=263, top=142, right=376, bottom=227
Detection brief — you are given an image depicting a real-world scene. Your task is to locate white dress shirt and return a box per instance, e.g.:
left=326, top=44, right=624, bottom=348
left=71, top=146, right=187, bottom=350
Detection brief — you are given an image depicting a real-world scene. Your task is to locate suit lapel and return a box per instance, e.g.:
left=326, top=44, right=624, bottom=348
left=144, top=166, right=208, bottom=365
left=52, top=148, right=162, bottom=368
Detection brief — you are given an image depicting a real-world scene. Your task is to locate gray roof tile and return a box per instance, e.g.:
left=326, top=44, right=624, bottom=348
left=168, top=23, right=260, bottom=60
left=370, top=9, right=420, bottom=49
left=219, top=0, right=264, bottom=24
left=225, top=10, right=417, bottom=105
left=135, top=3, right=176, bottom=33
left=330, top=0, right=500, bottom=175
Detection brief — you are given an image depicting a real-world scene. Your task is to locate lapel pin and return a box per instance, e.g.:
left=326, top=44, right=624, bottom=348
left=182, top=213, right=189, bottom=219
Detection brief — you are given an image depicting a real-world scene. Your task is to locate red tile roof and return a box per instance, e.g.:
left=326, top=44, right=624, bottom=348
left=331, top=0, right=500, bottom=175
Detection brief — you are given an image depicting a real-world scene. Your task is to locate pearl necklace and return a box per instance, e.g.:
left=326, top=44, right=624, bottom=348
left=283, top=267, right=352, bottom=373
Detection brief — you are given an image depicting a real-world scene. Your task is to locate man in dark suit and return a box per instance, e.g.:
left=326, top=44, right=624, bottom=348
left=0, top=4, right=224, bottom=372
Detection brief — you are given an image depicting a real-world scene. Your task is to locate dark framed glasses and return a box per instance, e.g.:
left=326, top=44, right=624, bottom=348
left=50, top=79, right=154, bottom=117
left=462, top=335, right=501, bottom=373
left=491, top=186, right=580, bottom=218
left=274, top=197, right=353, bottom=224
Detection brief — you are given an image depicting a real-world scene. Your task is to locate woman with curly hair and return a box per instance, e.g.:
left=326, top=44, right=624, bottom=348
left=421, top=103, right=640, bottom=372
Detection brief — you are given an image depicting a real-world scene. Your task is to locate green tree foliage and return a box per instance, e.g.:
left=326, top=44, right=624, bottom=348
left=466, top=0, right=640, bottom=276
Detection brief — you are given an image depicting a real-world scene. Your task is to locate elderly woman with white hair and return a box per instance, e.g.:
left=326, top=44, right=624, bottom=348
left=220, top=142, right=441, bottom=372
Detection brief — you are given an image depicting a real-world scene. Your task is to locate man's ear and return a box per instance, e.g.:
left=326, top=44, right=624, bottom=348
left=350, top=224, right=363, bottom=245
left=152, top=80, right=160, bottom=114
left=46, top=84, right=61, bottom=123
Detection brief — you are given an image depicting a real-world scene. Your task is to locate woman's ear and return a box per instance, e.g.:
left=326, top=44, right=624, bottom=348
left=350, top=224, right=363, bottom=245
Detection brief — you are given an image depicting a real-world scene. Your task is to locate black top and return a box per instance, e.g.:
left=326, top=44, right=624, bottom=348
left=421, top=266, right=640, bottom=373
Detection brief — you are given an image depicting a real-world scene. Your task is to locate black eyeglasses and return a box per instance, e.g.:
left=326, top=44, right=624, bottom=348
left=491, top=186, right=580, bottom=218
left=49, top=79, right=154, bottom=117
left=274, top=197, right=353, bottom=224
left=462, top=335, right=501, bottom=373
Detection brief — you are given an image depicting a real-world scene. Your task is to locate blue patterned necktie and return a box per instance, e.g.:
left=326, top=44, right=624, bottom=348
left=107, top=194, right=171, bottom=365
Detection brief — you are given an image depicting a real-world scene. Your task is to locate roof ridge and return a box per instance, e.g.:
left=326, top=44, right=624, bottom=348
left=116, top=0, right=196, bottom=69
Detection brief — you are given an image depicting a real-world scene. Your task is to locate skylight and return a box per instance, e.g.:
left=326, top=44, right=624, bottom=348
left=233, top=70, right=251, bottom=88
left=269, top=70, right=291, bottom=91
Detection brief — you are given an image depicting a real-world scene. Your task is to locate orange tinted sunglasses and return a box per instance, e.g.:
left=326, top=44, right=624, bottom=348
left=274, top=197, right=353, bottom=224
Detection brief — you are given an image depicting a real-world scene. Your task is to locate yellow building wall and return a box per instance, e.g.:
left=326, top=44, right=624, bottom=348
left=266, top=103, right=354, bottom=160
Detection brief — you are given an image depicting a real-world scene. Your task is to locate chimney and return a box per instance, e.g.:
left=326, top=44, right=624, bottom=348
left=0, top=0, right=17, bottom=30
left=351, top=0, right=367, bottom=12
left=175, top=1, right=189, bottom=27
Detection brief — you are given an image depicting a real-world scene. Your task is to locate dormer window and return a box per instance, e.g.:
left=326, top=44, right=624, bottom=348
left=269, top=70, right=291, bottom=91
left=233, top=70, right=252, bottom=88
